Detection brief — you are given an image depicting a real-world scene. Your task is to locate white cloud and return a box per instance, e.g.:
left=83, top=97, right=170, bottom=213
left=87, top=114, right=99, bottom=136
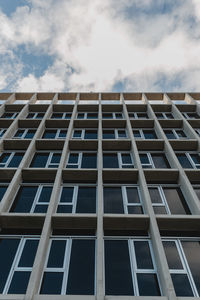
left=0, top=0, right=200, bottom=92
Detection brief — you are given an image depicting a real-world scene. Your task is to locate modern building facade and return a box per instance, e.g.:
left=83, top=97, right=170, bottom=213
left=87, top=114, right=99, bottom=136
left=0, top=92, right=200, bottom=299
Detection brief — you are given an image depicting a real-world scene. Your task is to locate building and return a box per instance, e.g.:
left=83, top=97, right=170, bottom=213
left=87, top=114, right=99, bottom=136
left=0, top=92, right=200, bottom=299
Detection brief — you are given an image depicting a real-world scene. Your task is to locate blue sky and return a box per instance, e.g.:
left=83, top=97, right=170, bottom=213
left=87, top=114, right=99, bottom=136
left=0, top=0, right=200, bottom=92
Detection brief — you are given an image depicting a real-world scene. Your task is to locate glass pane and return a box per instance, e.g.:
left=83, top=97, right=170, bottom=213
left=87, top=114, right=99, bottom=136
left=81, top=153, right=97, bottom=168
left=8, top=153, right=24, bottom=168
left=128, top=206, right=143, bottom=214
left=76, top=187, right=96, bottom=213
left=37, top=113, right=44, bottom=118
left=0, top=186, right=7, bottom=201
left=30, top=153, right=48, bottom=168
left=18, top=239, right=39, bottom=267
left=103, top=130, right=115, bottom=139
left=73, top=130, right=82, bottom=138
left=42, top=130, right=56, bottom=139
left=14, top=129, right=24, bottom=137
left=103, top=153, right=118, bottom=168
left=116, top=113, right=123, bottom=119
left=104, top=240, right=134, bottom=295
left=137, top=113, right=148, bottom=119
left=57, top=205, right=72, bottom=213
left=156, top=113, right=164, bottom=119
left=60, top=187, right=74, bottom=203
left=27, top=113, right=34, bottom=119
left=68, top=153, right=78, bottom=164
left=58, top=130, right=67, bottom=138
left=163, top=188, right=190, bottom=214
left=121, top=154, right=132, bottom=164
left=171, top=274, right=193, bottom=296
left=0, top=238, right=20, bottom=293
left=87, top=113, right=98, bottom=119
left=133, top=130, right=141, bottom=138
left=64, top=113, right=71, bottom=119
left=34, top=205, right=48, bottom=213
left=149, top=188, right=162, bottom=203
left=137, top=273, right=160, bottom=296
left=143, top=130, right=157, bottom=139
left=38, top=187, right=52, bottom=203
left=152, top=153, right=170, bottom=168
left=40, top=272, right=63, bottom=294
left=139, top=154, right=149, bottom=164
left=77, top=113, right=84, bottom=119
left=164, top=130, right=176, bottom=139
left=134, top=241, right=153, bottom=269
left=163, top=241, right=183, bottom=269
left=126, top=187, right=140, bottom=203
left=190, top=154, right=200, bottom=165
left=177, top=154, right=192, bottom=168
left=176, top=130, right=187, bottom=138
left=25, top=130, right=36, bottom=139
left=102, top=113, right=113, bottom=119
left=182, top=241, right=200, bottom=295
left=153, top=206, right=167, bottom=214
left=47, top=240, right=66, bottom=268
left=84, top=130, right=97, bottom=139
left=51, top=153, right=61, bottom=164
left=66, top=240, right=95, bottom=295
left=51, top=113, right=63, bottom=119
left=166, top=113, right=174, bottom=119
left=0, top=153, right=10, bottom=164
left=8, top=271, right=30, bottom=294
left=104, top=187, right=124, bottom=213
left=10, top=186, right=38, bottom=213
left=118, top=130, right=126, bottom=138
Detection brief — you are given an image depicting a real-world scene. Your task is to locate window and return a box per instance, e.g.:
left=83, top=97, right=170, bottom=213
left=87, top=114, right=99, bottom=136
left=26, top=112, right=45, bottom=119
left=155, top=112, right=174, bottom=119
left=176, top=152, right=200, bottom=169
left=57, top=185, right=96, bottom=213
left=0, top=112, right=18, bottom=119
left=105, top=239, right=161, bottom=296
left=0, top=152, right=24, bottom=168
left=57, top=100, right=75, bottom=104
left=102, top=129, right=127, bottom=139
left=10, top=184, right=53, bottom=213
left=163, top=129, right=187, bottom=139
left=102, top=112, right=123, bottom=119
left=139, top=152, right=170, bottom=168
left=148, top=186, right=190, bottom=214
left=0, top=184, right=8, bottom=201
left=72, top=129, right=97, bottom=140
left=40, top=237, right=95, bottom=295
left=162, top=238, right=200, bottom=297
left=35, top=100, right=51, bottom=104
left=182, top=112, right=200, bottom=119
left=103, top=152, right=134, bottom=168
left=51, top=112, right=71, bottom=119
left=77, top=112, right=98, bottom=119
left=13, top=129, right=36, bottom=139
left=133, top=129, right=157, bottom=139
left=0, top=236, right=39, bottom=294
left=42, top=129, right=68, bottom=139
left=0, top=129, right=6, bottom=138
left=104, top=186, right=143, bottom=214
left=129, top=112, right=149, bottom=119
left=30, top=152, right=61, bottom=168
left=66, top=152, right=97, bottom=169
left=14, top=100, right=29, bottom=104
left=102, top=100, right=120, bottom=104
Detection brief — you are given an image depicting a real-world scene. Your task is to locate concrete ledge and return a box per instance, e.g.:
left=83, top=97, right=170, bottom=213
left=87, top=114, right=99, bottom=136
left=102, top=104, right=122, bottom=111
left=102, top=140, right=131, bottom=150
left=5, top=104, right=24, bottom=111
left=126, top=104, right=147, bottom=111
left=0, top=169, right=16, bottom=180
left=29, top=104, right=48, bottom=112
left=169, top=139, right=198, bottom=151
left=69, top=140, right=98, bottom=150
left=22, top=169, right=57, bottom=182
left=187, top=119, right=200, bottom=127
left=77, top=104, right=98, bottom=111
left=74, top=119, right=98, bottom=128
left=19, top=119, right=41, bottom=128
left=157, top=215, right=200, bottom=233
left=136, top=140, right=164, bottom=150
left=36, top=140, right=64, bottom=150
left=151, top=104, right=171, bottom=112
left=103, top=169, right=138, bottom=183
left=52, top=104, right=73, bottom=112
left=158, top=119, right=183, bottom=127
left=102, top=119, right=126, bottom=128
left=0, top=119, right=13, bottom=127
left=0, top=214, right=45, bottom=228
left=4, top=139, right=30, bottom=150
left=144, top=169, right=179, bottom=183
left=175, top=104, right=196, bottom=112
left=103, top=215, right=149, bottom=230
left=185, top=170, right=200, bottom=183
left=52, top=215, right=97, bottom=229
left=131, top=119, right=154, bottom=128
left=45, top=119, right=70, bottom=128
left=62, top=169, right=97, bottom=183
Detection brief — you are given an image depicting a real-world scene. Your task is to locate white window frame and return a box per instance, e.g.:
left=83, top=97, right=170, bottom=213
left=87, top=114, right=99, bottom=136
left=0, top=236, right=39, bottom=294
left=1, top=112, right=18, bottom=119
left=72, top=129, right=98, bottom=140
left=103, top=151, right=134, bottom=168
left=0, top=151, right=24, bottom=168
left=132, top=129, right=157, bottom=139
left=102, top=129, right=127, bottom=139
left=155, top=112, right=174, bottom=119
left=0, top=128, right=6, bottom=138
left=57, top=184, right=97, bottom=213
left=176, top=152, right=200, bottom=169
left=13, top=128, right=36, bottom=139
left=129, top=112, right=149, bottom=119
left=76, top=112, right=98, bottom=119
left=39, top=236, right=96, bottom=295
left=148, top=185, right=172, bottom=214
left=102, top=112, right=123, bottom=119
left=104, top=185, right=144, bottom=214
left=139, top=152, right=169, bottom=169
left=164, top=128, right=187, bottom=139
left=66, top=152, right=97, bottom=168
left=162, top=237, right=200, bottom=297
left=51, top=112, right=72, bottom=119
left=10, top=183, right=53, bottom=213
left=182, top=112, right=200, bottom=119
left=26, top=112, right=45, bottom=119
left=42, top=129, right=68, bottom=139
left=31, top=151, right=61, bottom=168
left=104, top=237, right=161, bottom=296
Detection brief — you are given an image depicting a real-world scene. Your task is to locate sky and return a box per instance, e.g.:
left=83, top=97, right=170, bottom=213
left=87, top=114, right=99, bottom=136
left=0, top=0, right=200, bottom=92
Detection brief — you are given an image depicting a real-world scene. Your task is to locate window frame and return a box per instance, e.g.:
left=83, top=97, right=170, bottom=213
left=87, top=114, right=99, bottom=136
left=13, top=128, right=37, bottom=139
left=102, top=128, right=128, bottom=139
left=0, top=151, right=24, bottom=168
left=0, top=112, right=18, bottom=119
left=76, top=112, right=98, bottom=119
left=51, top=112, right=72, bottom=119
left=163, top=128, right=187, bottom=140
left=42, top=129, right=68, bottom=139
left=102, top=112, right=123, bottom=119
left=26, top=112, right=45, bottom=119
left=155, top=112, right=174, bottom=119
left=182, top=112, right=200, bottom=119
left=72, top=129, right=98, bottom=140
left=176, top=152, right=200, bottom=169
left=103, top=151, right=134, bottom=168
left=132, top=129, right=157, bottom=139
left=66, top=151, right=97, bottom=169
left=139, top=152, right=170, bottom=169
left=0, top=128, right=6, bottom=138
left=30, top=151, right=62, bottom=168
left=128, top=112, right=149, bottom=119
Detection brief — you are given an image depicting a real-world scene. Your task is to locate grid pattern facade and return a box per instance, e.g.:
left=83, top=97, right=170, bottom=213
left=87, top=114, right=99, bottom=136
left=0, top=92, right=200, bottom=299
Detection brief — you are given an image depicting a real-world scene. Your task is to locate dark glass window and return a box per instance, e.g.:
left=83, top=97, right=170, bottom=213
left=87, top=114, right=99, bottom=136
left=0, top=185, right=7, bottom=201
left=133, top=130, right=141, bottom=138
left=84, top=130, right=97, bottom=139
left=30, top=153, right=49, bottom=168
left=164, top=130, right=176, bottom=139
left=151, top=153, right=170, bottom=168
left=76, top=187, right=96, bottom=213
left=42, top=130, right=56, bottom=139
left=104, top=187, right=124, bottom=213
left=103, top=153, right=118, bottom=168
left=163, top=187, right=190, bottom=214
left=81, top=153, right=97, bottom=168
left=87, top=113, right=98, bottom=119
left=51, top=113, right=63, bottom=119
left=137, top=113, right=148, bottom=119
left=103, top=130, right=115, bottom=139
left=176, top=154, right=192, bottom=168
left=143, top=130, right=157, bottom=139
left=8, top=153, right=24, bottom=168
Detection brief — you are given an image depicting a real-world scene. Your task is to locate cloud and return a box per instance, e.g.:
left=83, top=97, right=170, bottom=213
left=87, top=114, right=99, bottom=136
left=0, top=0, right=200, bottom=92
